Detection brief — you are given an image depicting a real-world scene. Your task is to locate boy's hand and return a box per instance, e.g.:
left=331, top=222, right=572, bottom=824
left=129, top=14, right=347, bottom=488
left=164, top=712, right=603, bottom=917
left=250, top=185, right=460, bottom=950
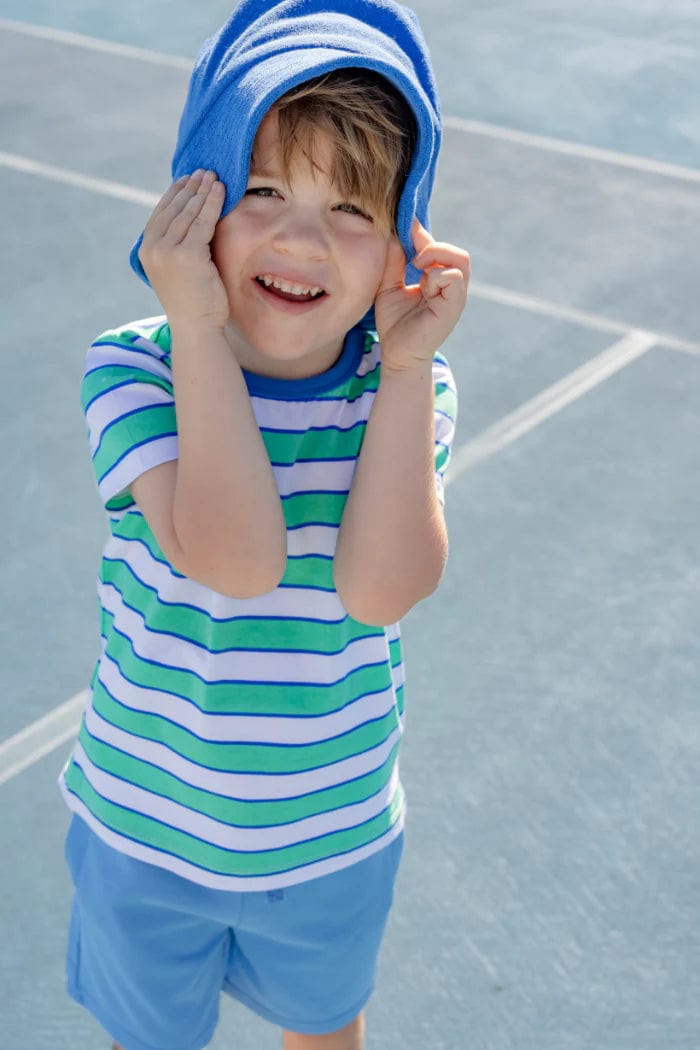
left=374, top=219, right=470, bottom=373
left=138, top=170, right=229, bottom=332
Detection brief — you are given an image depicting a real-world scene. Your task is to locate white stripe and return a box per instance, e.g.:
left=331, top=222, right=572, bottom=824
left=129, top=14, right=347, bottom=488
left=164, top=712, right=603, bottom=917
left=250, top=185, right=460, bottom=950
left=0, top=691, right=86, bottom=786
left=71, top=738, right=400, bottom=850
left=0, top=17, right=192, bottom=69
left=98, top=436, right=178, bottom=505
left=59, top=787, right=404, bottom=891
left=470, top=280, right=700, bottom=356
left=97, top=650, right=402, bottom=744
left=0, top=151, right=159, bottom=208
left=98, top=581, right=383, bottom=683
left=4, top=16, right=698, bottom=185
left=286, top=524, right=339, bottom=558
left=273, top=457, right=355, bottom=497
left=251, top=388, right=376, bottom=429
left=85, top=342, right=172, bottom=381
left=444, top=116, right=700, bottom=185
left=446, top=331, right=657, bottom=482
left=83, top=702, right=402, bottom=798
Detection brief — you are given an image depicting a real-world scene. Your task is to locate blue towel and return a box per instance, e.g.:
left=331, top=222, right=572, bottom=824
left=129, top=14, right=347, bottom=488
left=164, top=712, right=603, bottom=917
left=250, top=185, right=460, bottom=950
left=130, top=0, right=442, bottom=296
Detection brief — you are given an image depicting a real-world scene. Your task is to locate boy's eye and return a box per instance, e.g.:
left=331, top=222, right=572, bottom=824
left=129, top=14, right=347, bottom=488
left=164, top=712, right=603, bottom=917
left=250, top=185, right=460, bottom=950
left=244, top=187, right=280, bottom=198
left=335, top=202, right=374, bottom=222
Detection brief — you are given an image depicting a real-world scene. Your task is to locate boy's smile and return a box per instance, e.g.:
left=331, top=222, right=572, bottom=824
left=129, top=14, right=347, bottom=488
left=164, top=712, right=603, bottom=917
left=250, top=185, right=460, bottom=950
left=211, top=110, right=392, bottom=380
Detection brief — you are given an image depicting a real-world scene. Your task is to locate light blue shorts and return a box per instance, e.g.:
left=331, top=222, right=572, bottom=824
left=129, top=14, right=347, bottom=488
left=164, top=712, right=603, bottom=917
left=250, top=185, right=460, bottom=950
left=65, top=816, right=404, bottom=1050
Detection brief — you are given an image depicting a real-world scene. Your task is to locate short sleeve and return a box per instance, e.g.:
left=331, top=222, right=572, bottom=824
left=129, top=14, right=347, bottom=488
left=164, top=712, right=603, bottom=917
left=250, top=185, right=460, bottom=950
left=81, top=319, right=178, bottom=513
left=432, top=352, right=458, bottom=505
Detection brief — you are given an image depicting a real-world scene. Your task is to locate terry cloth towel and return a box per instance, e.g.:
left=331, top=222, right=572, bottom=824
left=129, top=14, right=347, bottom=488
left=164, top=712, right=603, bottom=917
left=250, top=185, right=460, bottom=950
left=130, top=0, right=442, bottom=289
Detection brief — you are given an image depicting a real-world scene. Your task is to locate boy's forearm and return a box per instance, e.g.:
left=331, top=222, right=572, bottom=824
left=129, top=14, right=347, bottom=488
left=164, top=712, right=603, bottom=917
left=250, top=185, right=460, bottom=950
left=170, top=322, right=287, bottom=595
left=333, top=362, right=447, bottom=625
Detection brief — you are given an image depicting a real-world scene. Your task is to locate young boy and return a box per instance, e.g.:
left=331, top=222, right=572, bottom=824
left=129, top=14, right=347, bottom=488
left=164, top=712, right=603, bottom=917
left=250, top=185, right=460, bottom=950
left=60, top=2, right=468, bottom=1048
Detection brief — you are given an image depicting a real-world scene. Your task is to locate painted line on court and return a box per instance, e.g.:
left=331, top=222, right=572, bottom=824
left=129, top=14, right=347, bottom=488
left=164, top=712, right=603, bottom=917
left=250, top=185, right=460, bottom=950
left=3, top=16, right=700, bottom=185
left=444, top=116, right=700, bottom=185
left=0, top=17, right=192, bottom=69
left=0, top=691, right=87, bottom=787
left=469, top=281, right=699, bottom=357
left=445, top=330, right=658, bottom=481
left=2, top=150, right=698, bottom=357
left=0, top=331, right=657, bottom=786
left=0, top=151, right=159, bottom=208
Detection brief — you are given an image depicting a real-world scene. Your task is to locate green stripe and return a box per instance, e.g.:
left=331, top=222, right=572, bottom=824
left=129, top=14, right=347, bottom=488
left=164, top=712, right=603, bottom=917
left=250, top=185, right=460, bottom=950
left=435, top=445, right=450, bottom=473
left=282, top=491, right=347, bottom=529
left=106, top=492, right=135, bottom=513
left=435, top=384, right=458, bottom=421
left=261, top=422, right=365, bottom=466
left=80, top=730, right=402, bottom=827
left=102, top=619, right=394, bottom=716
left=92, top=680, right=400, bottom=774
left=64, top=760, right=404, bottom=877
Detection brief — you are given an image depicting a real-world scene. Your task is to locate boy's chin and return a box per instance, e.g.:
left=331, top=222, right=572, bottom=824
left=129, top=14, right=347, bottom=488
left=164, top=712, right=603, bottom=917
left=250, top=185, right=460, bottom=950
left=232, top=338, right=346, bottom=381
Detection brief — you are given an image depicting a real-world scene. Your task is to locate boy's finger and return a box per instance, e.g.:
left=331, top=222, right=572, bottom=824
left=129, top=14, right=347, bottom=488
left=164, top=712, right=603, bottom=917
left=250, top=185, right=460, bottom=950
left=421, top=266, right=468, bottom=302
left=146, top=172, right=206, bottom=236
left=159, top=178, right=213, bottom=245
left=186, top=178, right=226, bottom=242
left=411, top=217, right=434, bottom=255
left=413, top=244, right=471, bottom=276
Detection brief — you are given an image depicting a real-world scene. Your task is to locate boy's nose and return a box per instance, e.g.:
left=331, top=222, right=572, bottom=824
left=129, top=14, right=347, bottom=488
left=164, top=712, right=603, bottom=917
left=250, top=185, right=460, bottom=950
left=271, top=213, right=330, bottom=260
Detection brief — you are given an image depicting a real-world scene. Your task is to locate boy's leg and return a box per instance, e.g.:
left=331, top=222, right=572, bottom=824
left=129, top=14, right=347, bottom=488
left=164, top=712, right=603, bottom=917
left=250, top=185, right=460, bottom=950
left=282, top=1012, right=364, bottom=1050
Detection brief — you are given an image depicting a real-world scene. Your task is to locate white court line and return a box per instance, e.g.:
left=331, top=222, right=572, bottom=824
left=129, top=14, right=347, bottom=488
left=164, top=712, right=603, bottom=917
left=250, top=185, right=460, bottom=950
left=3, top=16, right=700, bottom=184
left=470, top=281, right=699, bottom=357
left=0, top=691, right=87, bottom=787
left=0, top=151, right=159, bottom=207
left=1, top=150, right=698, bottom=357
left=446, top=330, right=658, bottom=480
left=0, top=331, right=658, bottom=787
left=444, top=116, right=700, bottom=185
left=0, top=17, right=192, bottom=69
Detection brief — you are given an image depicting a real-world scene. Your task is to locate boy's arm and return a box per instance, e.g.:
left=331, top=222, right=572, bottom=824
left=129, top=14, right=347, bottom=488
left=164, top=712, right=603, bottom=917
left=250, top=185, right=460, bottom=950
left=131, top=170, right=287, bottom=597
left=333, top=223, right=469, bottom=625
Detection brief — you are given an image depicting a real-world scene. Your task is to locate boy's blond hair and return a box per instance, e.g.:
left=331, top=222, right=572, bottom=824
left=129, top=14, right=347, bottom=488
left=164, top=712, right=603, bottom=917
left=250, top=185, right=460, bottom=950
left=255, top=69, right=416, bottom=233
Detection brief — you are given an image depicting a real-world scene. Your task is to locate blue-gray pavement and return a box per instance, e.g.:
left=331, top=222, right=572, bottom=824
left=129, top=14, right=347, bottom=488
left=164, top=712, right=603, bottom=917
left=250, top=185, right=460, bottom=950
left=2, top=1, right=699, bottom=1047
left=2, top=0, right=699, bottom=167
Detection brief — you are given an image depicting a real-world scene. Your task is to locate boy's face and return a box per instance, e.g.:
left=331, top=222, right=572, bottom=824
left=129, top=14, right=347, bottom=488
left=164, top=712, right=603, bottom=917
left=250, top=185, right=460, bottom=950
left=211, top=110, right=393, bottom=379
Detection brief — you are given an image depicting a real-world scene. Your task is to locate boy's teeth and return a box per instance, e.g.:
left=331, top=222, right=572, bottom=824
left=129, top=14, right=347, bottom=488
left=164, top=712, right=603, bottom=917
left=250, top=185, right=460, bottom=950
left=260, top=275, right=321, bottom=296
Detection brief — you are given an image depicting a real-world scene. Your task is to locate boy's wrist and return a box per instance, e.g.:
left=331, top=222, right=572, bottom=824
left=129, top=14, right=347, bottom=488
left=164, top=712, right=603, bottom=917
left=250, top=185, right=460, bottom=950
left=379, top=357, right=433, bottom=382
left=168, top=316, right=231, bottom=348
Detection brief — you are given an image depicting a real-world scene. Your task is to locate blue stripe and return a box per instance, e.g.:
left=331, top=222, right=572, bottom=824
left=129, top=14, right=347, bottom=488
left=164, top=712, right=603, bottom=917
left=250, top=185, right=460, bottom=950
left=280, top=489, right=349, bottom=500
left=270, top=455, right=357, bottom=467
left=260, top=422, right=365, bottom=437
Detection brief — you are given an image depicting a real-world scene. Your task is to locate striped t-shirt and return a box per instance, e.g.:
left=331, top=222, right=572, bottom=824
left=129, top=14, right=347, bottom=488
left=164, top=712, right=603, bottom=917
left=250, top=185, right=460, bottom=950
left=60, top=316, right=458, bottom=891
